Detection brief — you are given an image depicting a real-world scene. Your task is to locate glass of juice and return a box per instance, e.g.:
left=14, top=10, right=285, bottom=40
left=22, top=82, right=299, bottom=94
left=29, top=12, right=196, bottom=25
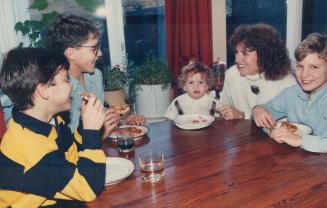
left=139, top=150, right=165, bottom=183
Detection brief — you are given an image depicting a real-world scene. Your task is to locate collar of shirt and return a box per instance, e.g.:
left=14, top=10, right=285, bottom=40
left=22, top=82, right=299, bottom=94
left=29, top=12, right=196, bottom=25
left=12, top=107, right=60, bottom=137
left=297, top=84, right=327, bottom=103
left=69, top=74, right=94, bottom=92
left=69, top=73, right=96, bottom=91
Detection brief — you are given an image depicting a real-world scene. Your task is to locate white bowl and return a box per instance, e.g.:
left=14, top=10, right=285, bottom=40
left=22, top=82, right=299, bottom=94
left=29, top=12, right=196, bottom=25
left=174, top=114, right=215, bottom=130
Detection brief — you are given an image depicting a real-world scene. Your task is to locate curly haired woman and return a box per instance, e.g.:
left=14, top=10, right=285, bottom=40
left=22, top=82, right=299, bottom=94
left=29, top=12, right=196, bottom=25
left=217, top=23, right=296, bottom=120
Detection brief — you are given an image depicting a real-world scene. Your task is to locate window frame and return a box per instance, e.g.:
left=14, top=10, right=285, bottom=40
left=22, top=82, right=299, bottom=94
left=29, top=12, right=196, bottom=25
left=105, top=0, right=303, bottom=67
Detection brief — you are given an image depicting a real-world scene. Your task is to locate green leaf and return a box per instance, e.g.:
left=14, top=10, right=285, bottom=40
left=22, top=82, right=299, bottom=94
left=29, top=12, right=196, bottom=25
left=75, top=0, right=104, bottom=12
left=41, top=11, right=59, bottom=25
left=14, top=22, right=25, bottom=32
left=29, top=0, right=49, bottom=11
left=103, top=66, right=128, bottom=91
left=130, top=55, right=172, bottom=88
left=15, top=21, right=30, bottom=35
left=29, top=32, right=40, bottom=41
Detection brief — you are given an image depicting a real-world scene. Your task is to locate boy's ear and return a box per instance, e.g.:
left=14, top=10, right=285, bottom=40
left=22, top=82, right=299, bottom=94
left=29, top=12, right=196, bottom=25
left=64, top=47, right=76, bottom=61
left=35, top=83, right=49, bottom=100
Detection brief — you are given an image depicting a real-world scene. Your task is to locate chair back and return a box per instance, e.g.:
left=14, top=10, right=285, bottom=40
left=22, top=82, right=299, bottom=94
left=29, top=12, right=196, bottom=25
left=0, top=103, right=6, bottom=139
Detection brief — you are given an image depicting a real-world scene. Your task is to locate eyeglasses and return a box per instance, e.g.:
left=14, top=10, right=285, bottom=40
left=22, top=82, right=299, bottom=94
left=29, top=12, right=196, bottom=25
left=77, top=41, right=101, bottom=54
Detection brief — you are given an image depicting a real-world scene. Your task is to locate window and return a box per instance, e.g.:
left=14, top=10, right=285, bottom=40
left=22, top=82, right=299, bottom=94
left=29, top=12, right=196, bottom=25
left=122, top=0, right=166, bottom=65
left=302, top=0, right=327, bottom=39
left=226, top=0, right=287, bottom=67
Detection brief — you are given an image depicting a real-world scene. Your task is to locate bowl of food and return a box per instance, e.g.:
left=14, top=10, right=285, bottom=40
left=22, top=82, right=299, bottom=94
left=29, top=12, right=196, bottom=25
left=174, top=114, right=215, bottom=130
left=109, top=125, right=149, bottom=141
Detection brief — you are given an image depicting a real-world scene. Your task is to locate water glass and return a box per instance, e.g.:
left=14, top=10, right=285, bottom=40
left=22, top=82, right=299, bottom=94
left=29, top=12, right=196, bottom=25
left=139, top=150, right=165, bottom=183
left=117, top=124, right=135, bottom=153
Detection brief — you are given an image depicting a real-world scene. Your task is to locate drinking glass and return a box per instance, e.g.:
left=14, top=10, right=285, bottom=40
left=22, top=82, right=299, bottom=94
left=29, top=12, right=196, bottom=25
left=138, top=150, right=165, bottom=183
left=117, top=119, right=135, bottom=153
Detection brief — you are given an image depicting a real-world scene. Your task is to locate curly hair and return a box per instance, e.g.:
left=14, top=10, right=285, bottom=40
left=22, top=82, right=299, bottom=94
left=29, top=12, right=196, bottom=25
left=45, top=13, right=100, bottom=54
left=295, top=33, right=327, bottom=62
left=178, top=62, right=214, bottom=89
left=229, top=23, right=291, bottom=80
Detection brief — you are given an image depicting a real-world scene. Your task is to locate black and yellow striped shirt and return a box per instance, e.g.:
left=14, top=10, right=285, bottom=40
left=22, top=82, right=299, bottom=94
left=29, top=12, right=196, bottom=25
left=0, top=108, right=106, bottom=207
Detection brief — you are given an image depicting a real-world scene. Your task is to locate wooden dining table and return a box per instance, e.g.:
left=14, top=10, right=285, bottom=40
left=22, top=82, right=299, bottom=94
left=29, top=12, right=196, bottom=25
left=87, top=119, right=327, bottom=208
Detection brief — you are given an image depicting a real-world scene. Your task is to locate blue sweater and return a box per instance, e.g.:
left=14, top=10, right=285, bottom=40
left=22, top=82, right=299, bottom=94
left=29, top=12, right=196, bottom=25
left=264, top=84, right=327, bottom=153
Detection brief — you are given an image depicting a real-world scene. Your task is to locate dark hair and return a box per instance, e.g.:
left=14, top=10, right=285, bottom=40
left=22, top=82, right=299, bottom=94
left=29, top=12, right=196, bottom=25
left=46, top=13, right=100, bottom=54
left=295, top=33, right=327, bottom=62
left=178, top=62, right=214, bottom=89
left=230, top=23, right=291, bottom=80
left=0, top=47, right=69, bottom=111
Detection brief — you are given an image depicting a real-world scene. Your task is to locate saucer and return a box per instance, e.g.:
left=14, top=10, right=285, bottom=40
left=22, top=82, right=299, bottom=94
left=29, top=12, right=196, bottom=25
left=105, top=157, right=134, bottom=185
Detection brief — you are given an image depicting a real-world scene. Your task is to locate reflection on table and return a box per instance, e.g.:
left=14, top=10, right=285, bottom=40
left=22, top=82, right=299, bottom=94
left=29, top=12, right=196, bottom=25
left=88, top=119, right=327, bottom=208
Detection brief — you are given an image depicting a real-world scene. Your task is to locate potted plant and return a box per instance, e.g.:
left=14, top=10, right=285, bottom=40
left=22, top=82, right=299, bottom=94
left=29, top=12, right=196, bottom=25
left=129, top=55, right=172, bottom=118
left=102, top=64, right=129, bottom=105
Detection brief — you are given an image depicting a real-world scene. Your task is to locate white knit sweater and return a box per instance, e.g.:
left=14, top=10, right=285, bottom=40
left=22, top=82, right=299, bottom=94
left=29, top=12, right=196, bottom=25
left=218, top=65, right=297, bottom=119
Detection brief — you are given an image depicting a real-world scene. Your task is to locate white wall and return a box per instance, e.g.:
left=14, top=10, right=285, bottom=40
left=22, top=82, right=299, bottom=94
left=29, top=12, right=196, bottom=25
left=212, top=0, right=227, bottom=63
left=286, top=0, right=303, bottom=69
left=0, top=0, right=30, bottom=52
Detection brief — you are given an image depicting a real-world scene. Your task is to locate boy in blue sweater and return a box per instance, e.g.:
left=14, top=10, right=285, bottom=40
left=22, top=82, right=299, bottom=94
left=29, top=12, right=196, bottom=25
left=253, top=33, right=327, bottom=153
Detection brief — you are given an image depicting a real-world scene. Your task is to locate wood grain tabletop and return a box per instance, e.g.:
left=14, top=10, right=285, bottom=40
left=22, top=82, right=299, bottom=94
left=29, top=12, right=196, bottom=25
left=87, top=119, right=327, bottom=208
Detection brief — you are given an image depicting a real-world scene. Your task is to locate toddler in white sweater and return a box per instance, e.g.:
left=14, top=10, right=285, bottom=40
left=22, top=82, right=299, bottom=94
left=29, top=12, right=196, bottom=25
left=165, top=62, right=218, bottom=120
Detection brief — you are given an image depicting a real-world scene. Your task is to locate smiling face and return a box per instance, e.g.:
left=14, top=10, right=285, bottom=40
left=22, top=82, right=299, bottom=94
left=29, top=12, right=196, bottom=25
left=47, top=69, right=73, bottom=114
left=295, top=53, right=327, bottom=94
left=68, top=35, right=102, bottom=74
left=235, top=44, right=260, bottom=76
left=183, top=72, right=209, bottom=99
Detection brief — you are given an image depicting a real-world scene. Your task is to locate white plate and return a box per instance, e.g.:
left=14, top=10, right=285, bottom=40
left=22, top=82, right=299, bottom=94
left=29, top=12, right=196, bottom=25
left=105, top=157, right=134, bottom=185
left=263, top=120, right=312, bottom=136
left=174, top=114, right=215, bottom=130
left=109, top=125, right=149, bottom=141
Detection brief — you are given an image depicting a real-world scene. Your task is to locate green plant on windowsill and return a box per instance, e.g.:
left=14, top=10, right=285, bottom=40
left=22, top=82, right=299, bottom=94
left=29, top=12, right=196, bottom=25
left=127, top=55, right=172, bottom=104
left=129, top=55, right=172, bottom=89
left=102, top=64, right=128, bottom=91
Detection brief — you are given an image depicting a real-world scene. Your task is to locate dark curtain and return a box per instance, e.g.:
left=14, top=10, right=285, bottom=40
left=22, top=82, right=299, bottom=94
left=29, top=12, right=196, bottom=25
left=165, top=0, right=213, bottom=94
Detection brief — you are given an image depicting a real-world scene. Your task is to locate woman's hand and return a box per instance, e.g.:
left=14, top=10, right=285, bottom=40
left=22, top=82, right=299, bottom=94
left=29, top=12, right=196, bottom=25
left=217, top=105, right=245, bottom=120
left=126, top=114, right=146, bottom=125
left=270, top=127, right=303, bottom=147
left=252, top=105, right=276, bottom=129
left=81, top=95, right=105, bottom=130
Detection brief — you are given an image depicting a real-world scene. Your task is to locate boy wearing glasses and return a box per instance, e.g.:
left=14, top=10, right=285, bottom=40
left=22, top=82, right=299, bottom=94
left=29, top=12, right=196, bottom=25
left=47, top=13, right=144, bottom=139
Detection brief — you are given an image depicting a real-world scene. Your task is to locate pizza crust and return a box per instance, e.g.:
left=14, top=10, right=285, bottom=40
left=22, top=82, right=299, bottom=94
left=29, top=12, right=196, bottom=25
left=281, top=121, right=298, bottom=133
left=111, top=104, right=130, bottom=114
left=112, top=126, right=143, bottom=137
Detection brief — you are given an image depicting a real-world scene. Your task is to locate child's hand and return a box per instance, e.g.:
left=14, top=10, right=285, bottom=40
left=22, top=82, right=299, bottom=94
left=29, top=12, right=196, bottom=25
left=126, top=114, right=146, bottom=125
left=102, top=108, right=121, bottom=140
left=218, top=105, right=244, bottom=120
left=270, top=127, right=303, bottom=147
left=252, top=105, right=276, bottom=129
left=81, top=95, right=105, bottom=130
